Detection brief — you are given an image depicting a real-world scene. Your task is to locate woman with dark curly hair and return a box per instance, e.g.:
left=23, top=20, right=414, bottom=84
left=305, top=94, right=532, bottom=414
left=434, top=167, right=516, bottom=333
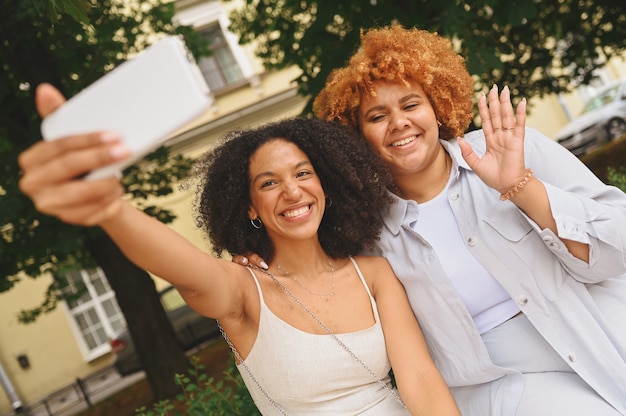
left=309, top=24, right=626, bottom=415
left=193, top=117, right=392, bottom=263
left=18, top=84, right=462, bottom=415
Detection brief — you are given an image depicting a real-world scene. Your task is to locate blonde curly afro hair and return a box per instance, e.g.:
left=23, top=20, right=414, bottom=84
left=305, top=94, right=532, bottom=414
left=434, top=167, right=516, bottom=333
left=313, top=24, right=475, bottom=140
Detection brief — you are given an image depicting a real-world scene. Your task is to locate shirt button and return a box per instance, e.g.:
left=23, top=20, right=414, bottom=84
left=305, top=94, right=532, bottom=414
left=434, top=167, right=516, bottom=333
left=517, top=295, right=529, bottom=306
left=427, top=254, right=435, bottom=263
left=467, top=237, right=477, bottom=246
left=568, top=352, right=577, bottom=362
left=450, top=193, right=459, bottom=201
left=543, top=236, right=553, bottom=242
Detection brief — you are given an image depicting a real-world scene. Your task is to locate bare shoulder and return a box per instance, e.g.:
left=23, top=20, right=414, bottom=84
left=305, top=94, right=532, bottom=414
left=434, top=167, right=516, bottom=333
left=351, top=255, right=391, bottom=269
left=351, top=255, right=396, bottom=284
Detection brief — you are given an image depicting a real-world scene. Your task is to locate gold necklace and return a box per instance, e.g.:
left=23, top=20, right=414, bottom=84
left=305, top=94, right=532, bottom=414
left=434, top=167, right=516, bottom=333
left=275, top=259, right=336, bottom=299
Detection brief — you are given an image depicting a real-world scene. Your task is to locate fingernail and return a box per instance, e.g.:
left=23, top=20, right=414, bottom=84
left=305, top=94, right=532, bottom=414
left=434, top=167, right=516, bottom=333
left=240, top=257, right=249, bottom=265
left=100, top=131, right=119, bottom=142
left=110, top=144, right=130, bottom=159
left=260, top=261, right=269, bottom=270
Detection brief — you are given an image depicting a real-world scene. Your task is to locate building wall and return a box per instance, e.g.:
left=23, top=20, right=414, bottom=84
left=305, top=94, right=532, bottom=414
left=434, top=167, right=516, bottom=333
left=0, top=275, right=115, bottom=412
left=526, top=58, right=626, bottom=138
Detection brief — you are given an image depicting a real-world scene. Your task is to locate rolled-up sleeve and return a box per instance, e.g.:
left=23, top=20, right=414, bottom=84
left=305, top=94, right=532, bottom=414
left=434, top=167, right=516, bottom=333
left=524, top=128, right=626, bottom=281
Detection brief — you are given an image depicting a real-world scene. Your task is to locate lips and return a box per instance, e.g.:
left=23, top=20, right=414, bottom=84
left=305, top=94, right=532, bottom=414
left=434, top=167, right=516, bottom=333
left=390, top=135, right=417, bottom=147
left=282, top=204, right=311, bottom=218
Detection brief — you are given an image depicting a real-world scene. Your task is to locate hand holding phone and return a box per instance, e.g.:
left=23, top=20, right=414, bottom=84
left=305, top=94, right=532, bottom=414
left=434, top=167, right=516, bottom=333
left=41, top=36, right=211, bottom=180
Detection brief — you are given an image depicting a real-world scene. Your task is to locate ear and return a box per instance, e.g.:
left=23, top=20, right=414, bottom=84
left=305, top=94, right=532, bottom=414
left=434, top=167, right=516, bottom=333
left=248, top=206, right=258, bottom=220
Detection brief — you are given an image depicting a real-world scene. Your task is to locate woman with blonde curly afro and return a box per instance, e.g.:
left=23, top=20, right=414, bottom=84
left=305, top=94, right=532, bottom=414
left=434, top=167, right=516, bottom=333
left=311, top=24, right=626, bottom=415
left=314, top=24, right=474, bottom=142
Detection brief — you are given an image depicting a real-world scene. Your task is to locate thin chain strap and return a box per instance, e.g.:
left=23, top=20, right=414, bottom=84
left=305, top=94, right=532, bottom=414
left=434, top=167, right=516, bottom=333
left=255, top=264, right=405, bottom=407
left=218, top=323, right=289, bottom=415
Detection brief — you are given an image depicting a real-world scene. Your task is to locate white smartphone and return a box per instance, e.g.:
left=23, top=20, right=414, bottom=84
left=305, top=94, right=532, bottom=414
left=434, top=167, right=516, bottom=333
left=41, top=36, right=211, bottom=180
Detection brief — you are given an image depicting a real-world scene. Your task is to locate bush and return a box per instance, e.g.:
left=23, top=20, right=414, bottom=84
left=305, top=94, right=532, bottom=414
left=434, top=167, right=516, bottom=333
left=607, top=166, right=626, bottom=193
left=135, top=355, right=260, bottom=416
left=580, top=135, right=626, bottom=184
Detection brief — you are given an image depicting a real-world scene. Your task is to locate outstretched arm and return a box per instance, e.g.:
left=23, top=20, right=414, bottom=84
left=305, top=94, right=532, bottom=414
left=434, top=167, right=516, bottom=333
left=457, top=85, right=589, bottom=262
left=18, top=83, right=249, bottom=321
left=367, top=257, right=461, bottom=416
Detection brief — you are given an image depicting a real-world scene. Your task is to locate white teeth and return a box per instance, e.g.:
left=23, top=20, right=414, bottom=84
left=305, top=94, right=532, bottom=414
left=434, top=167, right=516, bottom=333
left=283, top=206, right=310, bottom=218
left=391, top=136, right=416, bottom=147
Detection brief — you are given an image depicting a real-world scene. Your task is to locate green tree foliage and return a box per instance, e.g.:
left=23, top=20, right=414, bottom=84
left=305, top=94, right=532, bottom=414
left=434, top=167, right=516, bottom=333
left=227, top=0, right=626, bottom=113
left=0, top=0, right=209, bottom=400
left=19, top=0, right=94, bottom=24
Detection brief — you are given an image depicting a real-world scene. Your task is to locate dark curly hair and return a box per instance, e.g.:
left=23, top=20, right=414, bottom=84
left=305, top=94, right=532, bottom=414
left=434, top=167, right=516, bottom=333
left=313, top=24, right=475, bottom=140
left=192, top=118, right=393, bottom=262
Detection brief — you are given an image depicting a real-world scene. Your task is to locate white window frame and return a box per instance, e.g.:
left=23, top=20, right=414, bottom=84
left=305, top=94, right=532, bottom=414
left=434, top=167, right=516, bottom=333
left=175, top=1, right=256, bottom=95
left=196, top=23, right=246, bottom=92
left=61, top=268, right=125, bottom=362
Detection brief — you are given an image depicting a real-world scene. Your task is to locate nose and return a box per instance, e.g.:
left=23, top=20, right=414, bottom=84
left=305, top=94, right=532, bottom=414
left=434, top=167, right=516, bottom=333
left=282, top=180, right=302, bottom=199
left=389, top=112, right=410, bottom=132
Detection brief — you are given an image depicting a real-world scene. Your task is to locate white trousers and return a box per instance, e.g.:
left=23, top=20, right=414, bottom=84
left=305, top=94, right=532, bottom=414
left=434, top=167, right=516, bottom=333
left=481, top=314, right=623, bottom=415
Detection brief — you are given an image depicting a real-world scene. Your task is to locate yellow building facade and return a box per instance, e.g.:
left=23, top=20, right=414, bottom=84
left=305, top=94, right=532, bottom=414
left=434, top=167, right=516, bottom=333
left=1, top=1, right=625, bottom=413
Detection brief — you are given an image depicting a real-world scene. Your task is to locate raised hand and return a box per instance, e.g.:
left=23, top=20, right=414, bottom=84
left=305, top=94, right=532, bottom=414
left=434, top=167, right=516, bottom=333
left=18, top=83, right=131, bottom=226
left=457, top=85, right=528, bottom=194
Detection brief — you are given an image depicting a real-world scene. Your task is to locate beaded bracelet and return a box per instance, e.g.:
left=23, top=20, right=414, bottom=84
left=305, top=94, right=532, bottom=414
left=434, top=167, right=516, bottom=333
left=499, top=168, right=534, bottom=201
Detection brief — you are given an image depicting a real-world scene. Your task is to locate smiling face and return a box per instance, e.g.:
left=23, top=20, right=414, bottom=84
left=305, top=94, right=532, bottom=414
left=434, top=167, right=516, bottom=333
left=248, top=139, right=325, bottom=246
left=358, top=79, right=442, bottom=180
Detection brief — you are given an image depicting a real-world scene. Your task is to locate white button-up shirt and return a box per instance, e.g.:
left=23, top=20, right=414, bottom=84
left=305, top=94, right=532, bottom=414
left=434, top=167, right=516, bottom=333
left=367, top=128, right=626, bottom=415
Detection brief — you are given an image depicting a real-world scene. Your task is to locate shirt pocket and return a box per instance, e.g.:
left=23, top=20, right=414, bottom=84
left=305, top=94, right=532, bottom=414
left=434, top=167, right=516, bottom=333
left=483, top=205, right=533, bottom=243
left=484, top=205, right=564, bottom=300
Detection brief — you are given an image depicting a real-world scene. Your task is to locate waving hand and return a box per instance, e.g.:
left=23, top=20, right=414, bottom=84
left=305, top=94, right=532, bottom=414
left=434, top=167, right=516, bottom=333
left=457, top=85, right=528, bottom=194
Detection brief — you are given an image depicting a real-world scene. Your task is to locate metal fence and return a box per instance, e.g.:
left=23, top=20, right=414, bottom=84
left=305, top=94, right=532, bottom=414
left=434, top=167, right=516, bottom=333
left=4, top=366, right=143, bottom=416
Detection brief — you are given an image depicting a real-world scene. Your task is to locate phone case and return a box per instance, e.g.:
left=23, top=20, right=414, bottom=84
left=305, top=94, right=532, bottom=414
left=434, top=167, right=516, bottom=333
left=41, top=36, right=211, bottom=180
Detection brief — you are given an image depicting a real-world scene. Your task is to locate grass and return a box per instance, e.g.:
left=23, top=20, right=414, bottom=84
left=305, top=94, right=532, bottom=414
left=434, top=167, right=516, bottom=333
left=76, top=340, right=232, bottom=416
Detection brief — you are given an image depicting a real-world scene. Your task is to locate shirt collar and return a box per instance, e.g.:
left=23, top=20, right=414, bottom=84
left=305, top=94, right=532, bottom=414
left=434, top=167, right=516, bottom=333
left=380, top=139, right=472, bottom=235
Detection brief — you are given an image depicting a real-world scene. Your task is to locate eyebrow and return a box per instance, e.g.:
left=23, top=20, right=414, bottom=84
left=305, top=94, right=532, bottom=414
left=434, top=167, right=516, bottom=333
left=251, top=160, right=312, bottom=184
left=362, top=93, right=423, bottom=119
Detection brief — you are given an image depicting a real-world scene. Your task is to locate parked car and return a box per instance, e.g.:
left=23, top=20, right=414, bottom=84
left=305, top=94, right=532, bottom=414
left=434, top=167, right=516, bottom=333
left=555, top=79, right=626, bottom=156
left=109, top=285, right=221, bottom=376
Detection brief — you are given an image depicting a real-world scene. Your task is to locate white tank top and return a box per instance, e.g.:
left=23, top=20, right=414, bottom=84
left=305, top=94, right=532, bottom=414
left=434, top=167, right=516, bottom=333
left=236, top=257, right=410, bottom=415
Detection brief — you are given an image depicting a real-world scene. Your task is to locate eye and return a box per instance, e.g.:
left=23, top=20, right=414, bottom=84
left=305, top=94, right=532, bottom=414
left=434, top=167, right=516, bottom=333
left=403, top=102, right=419, bottom=111
left=296, top=170, right=312, bottom=179
left=369, top=113, right=386, bottom=123
left=259, top=179, right=277, bottom=189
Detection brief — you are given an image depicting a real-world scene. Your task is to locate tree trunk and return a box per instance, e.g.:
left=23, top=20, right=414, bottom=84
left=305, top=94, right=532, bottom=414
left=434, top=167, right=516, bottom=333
left=85, top=233, right=190, bottom=400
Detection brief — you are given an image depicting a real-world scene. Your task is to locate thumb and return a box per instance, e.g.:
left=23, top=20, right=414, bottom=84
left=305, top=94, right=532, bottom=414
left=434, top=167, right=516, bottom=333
left=457, top=136, right=479, bottom=169
left=35, top=83, right=66, bottom=118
